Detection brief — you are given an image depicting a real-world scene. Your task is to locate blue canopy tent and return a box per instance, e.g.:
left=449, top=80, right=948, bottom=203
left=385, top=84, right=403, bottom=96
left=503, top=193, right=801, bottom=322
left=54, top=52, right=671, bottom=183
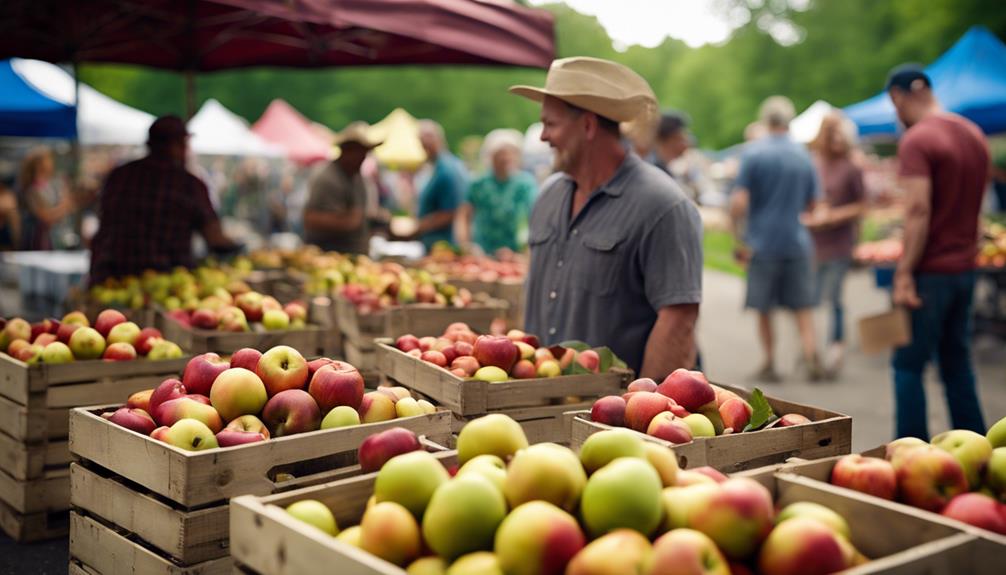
left=0, top=58, right=76, bottom=138
left=845, top=26, right=1006, bottom=137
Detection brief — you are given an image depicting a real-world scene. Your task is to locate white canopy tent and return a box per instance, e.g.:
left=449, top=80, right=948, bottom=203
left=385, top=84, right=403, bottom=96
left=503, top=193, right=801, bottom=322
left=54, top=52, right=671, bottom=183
left=791, top=100, right=834, bottom=144
left=187, top=99, right=283, bottom=157
left=11, top=58, right=155, bottom=146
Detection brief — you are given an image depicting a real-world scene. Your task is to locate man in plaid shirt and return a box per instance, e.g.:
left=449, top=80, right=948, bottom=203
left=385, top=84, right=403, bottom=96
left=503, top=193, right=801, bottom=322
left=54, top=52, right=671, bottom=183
left=89, top=116, right=240, bottom=284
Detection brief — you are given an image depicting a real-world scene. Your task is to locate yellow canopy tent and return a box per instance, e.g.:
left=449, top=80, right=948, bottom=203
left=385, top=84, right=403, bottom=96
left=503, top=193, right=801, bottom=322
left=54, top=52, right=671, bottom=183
left=368, top=108, right=427, bottom=170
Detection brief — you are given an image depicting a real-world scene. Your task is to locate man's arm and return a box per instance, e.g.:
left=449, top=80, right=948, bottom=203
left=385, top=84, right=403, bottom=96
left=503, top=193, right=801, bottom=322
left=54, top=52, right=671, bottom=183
left=455, top=203, right=475, bottom=250
left=640, top=304, right=699, bottom=378
left=415, top=210, right=457, bottom=237
left=201, top=219, right=242, bottom=252
left=893, top=176, right=931, bottom=308
left=303, top=208, right=365, bottom=234
left=729, top=187, right=751, bottom=262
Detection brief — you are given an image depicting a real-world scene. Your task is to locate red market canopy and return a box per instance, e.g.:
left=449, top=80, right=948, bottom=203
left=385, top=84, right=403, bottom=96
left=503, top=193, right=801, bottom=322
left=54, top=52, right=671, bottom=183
left=252, top=99, right=333, bottom=165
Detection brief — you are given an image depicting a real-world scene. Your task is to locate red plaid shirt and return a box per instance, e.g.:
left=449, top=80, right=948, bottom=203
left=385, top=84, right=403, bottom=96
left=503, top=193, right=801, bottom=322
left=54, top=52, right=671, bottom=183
left=89, top=156, right=218, bottom=284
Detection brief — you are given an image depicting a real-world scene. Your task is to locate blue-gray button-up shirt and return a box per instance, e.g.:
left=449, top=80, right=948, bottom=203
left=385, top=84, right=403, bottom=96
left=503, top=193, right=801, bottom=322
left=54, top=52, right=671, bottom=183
left=525, top=153, right=703, bottom=373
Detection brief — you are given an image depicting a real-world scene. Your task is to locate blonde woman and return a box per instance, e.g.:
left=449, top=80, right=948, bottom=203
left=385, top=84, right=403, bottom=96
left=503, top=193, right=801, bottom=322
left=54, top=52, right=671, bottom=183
left=17, top=146, right=75, bottom=250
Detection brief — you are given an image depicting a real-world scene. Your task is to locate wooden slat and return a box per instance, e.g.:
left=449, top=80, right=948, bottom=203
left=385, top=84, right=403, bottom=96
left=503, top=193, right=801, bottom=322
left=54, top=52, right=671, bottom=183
left=46, top=374, right=168, bottom=408
left=0, top=430, right=69, bottom=480
left=0, top=353, right=42, bottom=404
left=344, top=341, right=376, bottom=372
left=0, top=497, right=68, bottom=542
left=0, top=466, right=70, bottom=514
left=159, top=311, right=328, bottom=355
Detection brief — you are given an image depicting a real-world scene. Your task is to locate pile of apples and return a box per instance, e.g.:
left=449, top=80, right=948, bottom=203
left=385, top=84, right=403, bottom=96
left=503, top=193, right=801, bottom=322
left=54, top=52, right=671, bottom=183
left=395, top=325, right=619, bottom=382
left=421, top=252, right=527, bottom=284
left=90, top=265, right=250, bottom=312
left=165, top=292, right=309, bottom=333
left=853, top=239, right=903, bottom=265
left=0, top=309, right=182, bottom=364
left=102, top=346, right=437, bottom=451
left=977, top=222, right=1006, bottom=268
left=282, top=415, right=869, bottom=575
left=823, top=415, right=1006, bottom=535
left=590, top=370, right=811, bottom=445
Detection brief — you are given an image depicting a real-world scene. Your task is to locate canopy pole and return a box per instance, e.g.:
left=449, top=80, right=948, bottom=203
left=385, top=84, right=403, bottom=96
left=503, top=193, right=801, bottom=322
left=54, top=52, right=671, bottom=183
left=71, top=60, right=82, bottom=179
left=185, top=70, right=196, bottom=120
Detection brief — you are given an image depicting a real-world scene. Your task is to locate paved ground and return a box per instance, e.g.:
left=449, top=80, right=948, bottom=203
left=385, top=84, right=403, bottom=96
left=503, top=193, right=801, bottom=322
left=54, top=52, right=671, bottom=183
left=2, top=268, right=1004, bottom=573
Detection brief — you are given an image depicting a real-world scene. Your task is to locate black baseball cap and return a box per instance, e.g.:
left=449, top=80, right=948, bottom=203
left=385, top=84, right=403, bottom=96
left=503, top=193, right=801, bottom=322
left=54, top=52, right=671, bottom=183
left=148, top=115, right=189, bottom=144
left=657, top=111, right=690, bottom=139
left=886, top=64, right=932, bottom=92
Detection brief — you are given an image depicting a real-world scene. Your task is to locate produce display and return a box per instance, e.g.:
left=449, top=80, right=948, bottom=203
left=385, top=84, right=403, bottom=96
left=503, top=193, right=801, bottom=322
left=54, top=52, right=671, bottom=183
left=100, top=346, right=436, bottom=451
left=280, top=415, right=871, bottom=575
left=589, top=370, right=809, bottom=445
left=852, top=238, right=903, bottom=266
left=88, top=264, right=253, bottom=311
left=421, top=251, right=527, bottom=284
left=339, top=262, right=477, bottom=314
left=0, top=308, right=183, bottom=363
left=393, top=325, right=625, bottom=382
left=977, top=222, right=1006, bottom=269
left=820, top=415, right=1006, bottom=535
left=164, top=292, right=309, bottom=333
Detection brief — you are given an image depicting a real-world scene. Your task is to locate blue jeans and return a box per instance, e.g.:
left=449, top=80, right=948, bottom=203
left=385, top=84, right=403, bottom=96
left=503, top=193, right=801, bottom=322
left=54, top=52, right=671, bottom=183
left=815, top=258, right=851, bottom=343
left=891, top=271, right=985, bottom=440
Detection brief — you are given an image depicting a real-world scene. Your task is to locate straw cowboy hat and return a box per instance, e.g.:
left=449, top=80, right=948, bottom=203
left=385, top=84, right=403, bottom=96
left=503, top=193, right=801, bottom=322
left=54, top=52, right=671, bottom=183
left=510, top=57, right=658, bottom=124
left=333, top=121, right=383, bottom=148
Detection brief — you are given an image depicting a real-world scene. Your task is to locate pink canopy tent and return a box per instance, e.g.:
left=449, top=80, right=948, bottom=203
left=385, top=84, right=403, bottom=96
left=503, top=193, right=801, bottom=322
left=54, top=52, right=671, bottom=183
left=252, top=99, right=333, bottom=165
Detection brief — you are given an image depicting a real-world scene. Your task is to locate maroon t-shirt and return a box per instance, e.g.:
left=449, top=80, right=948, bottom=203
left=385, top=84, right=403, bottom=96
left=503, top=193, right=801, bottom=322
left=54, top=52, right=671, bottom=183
left=898, top=113, right=989, bottom=274
left=812, top=156, right=865, bottom=262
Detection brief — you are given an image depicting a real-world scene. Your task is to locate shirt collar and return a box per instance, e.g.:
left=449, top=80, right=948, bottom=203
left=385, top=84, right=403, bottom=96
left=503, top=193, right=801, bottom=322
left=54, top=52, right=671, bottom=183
left=555, top=152, right=638, bottom=199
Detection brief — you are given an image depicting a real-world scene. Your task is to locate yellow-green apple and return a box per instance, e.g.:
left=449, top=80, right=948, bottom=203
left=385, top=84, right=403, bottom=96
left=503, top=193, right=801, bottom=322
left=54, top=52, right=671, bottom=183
left=626, top=392, right=674, bottom=432
left=358, top=427, right=422, bottom=473
left=576, top=350, right=601, bottom=374
left=687, top=477, right=774, bottom=560
left=261, top=296, right=282, bottom=313
left=230, top=347, right=262, bottom=372
left=61, top=311, right=89, bottom=327
left=262, top=309, right=290, bottom=330
left=1, top=318, right=29, bottom=347
left=647, top=528, right=730, bottom=575
left=396, top=335, right=421, bottom=352
left=590, top=396, right=626, bottom=427
left=127, top=389, right=153, bottom=412
left=419, top=336, right=438, bottom=352
left=579, top=428, right=646, bottom=474
left=657, top=369, right=716, bottom=412
left=757, top=517, right=853, bottom=575
left=374, top=450, right=449, bottom=517
left=718, top=398, right=752, bottom=432
left=504, top=443, right=586, bottom=511
left=321, top=405, right=360, bottom=429
left=536, top=360, right=561, bottom=378
left=190, top=308, right=219, bottom=330
left=41, top=341, right=73, bottom=364
left=395, top=397, right=424, bottom=417
left=218, top=306, right=249, bottom=332
left=514, top=341, right=535, bottom=361
left=566, top=529, right=652, bottom=575
left=182, top=353, right=231, bottom=397
left=377, top=386, right=412, bottom=403
left=417, top=399, right=436, bottom=414
left=360, top=501, right=422, bottom=566
left=699, top=407, right=724, bottom=435
left=830, top=454, right=897, bottom=500
left=682, top=413, right=716, bottom=438
left=134, top=327, right=162, bottom=356
left=511, top=359, right=536, bottom=379
left=582, top=457, right=663, bottom=536
left=217, top=414, right=269, bottom=447
left=456, top=413, right=529, bottom=465
left=102, top=342, right=137, bottom=361
left=69, top=327, right=106, bottom=360
left=985, top=447, right=1006, bottom=497
left=162, top=419, right=219, bottom=451
left=359, top=391, right=397, bottom=423
left=690, top=467, right=728, bottom=483
left=775, top=502, right=850, bottom=539
left=157, top=397, right=224, bottom=433
left=644, top=443, right=679, bottom=487
left=407, top=556, right=446, bottom=575
left=6, top=339, right=30, bottom=357
left=446, top=552, right=501, bottom=575
left=262, top=389, right=321, bottom=437
left=283, top=302, right=307, bottom=323
left=940, top=492, right=1006, bottom=534
left=628, top=378, right=659, bottom=393
left=457, top=455, right=507, bottom=493
left=660, top=483, right=718, bottom=532
left=675, top=470, right=719, bottom=487
left=932, top=429, right=994, bottom=490
left=885, top=436, right=929, bottom=465
left=451, top=356, right=480, bottom=377
left=56, top=321, right=81, bottom=345
left=102, top=407, right=156, bottom=435
left=776, top=413, right=812, bottom=427
left=256, top=345, right=309, bottom=396
left=647, top=412, right=694, bottom=444
left=107, top=321, right=141, bottom=345
left=987, top=415, right=1006, bottom=449
left=210, top=367, right=268, bottom=421
left=235, top=292, right=265, bottom=322
left=421, top=350, right=449, bottom=368
left=423, top=474, right=507, bottom=560
left=473, top=365, right=508, bottom=382
left=473, top=335, right=519, bottom=372
left=148, top=340, right=183, bottom=360
left=495, top=501, right=585, bottom=575
left=506, top=329, right=526, bottom=341
left=895, top=446, right=969, bottom=512
left=309, top=362, right=364, bottom=412
left=33, top=333, right=57, bottom=348
left=285, top=499, right=339, bottom=536
left=94, top=309, right=127, bottom=338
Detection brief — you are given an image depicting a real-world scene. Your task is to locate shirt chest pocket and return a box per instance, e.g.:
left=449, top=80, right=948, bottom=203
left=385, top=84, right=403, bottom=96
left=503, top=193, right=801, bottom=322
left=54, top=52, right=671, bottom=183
left=573, top=232, right=627, bottom=296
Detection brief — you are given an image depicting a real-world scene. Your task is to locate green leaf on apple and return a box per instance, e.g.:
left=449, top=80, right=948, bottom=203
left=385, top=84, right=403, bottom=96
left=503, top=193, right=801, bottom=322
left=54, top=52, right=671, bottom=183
left=563, top=360, right=594, bottom=376
left=557, top=340, right=591, bottom=352
left=742, top=388, right=777, bottom=432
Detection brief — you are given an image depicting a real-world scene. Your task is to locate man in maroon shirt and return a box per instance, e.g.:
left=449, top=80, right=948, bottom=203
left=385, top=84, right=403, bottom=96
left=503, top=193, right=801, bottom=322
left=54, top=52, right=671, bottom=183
left=888, top=65, right=989, bottom=439
left=89, top=116, right=240, bottom=284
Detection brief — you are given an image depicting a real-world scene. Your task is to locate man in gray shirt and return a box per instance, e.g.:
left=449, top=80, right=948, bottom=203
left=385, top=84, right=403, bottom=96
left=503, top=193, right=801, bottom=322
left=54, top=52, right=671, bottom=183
left=510, top=57, right=703, bottom=377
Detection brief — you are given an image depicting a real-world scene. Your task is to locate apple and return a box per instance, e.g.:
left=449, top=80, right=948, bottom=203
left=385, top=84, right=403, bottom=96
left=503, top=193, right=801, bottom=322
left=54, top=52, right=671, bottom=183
left=590, top=396, right=626, bottom=427
left=775, top=502, right=850, bottom=539
left=190, top=308, right=219, bottom=330
left=418, top=336, right=438, bottom=352
left=533, top=347, right=555, bottom=365
left=536, top=359, right=561, bottom=378
left=625, top=392, right=673, bottom=433
left=504, top=443, right=587, bottom=512
left=581, top=457, right=663, bottom=537
left=262, top=389, right=321, bottom=437
left=691, top=467, right=728, bottom=483
left=162, top=419, right=219, bottom=451
left=148, top=378, right=187, bottom=423
left=648, top=528, right=730, bottom=575
left=776, top=413, right=812, bottom=427
left=395, top=397, right=424, bottom=418
left=6, top=339, right=30, bottom=358
left=473, top=335, right=519, bottom=372
left=102, top=342, right=137, bottom=361
left=256, top=345, right=309, bottom=396
left=33, top=333, right=57, bottom=348
left=941, top=493, right=1006, bottom=534
left=40, top=341, right=73, bottom=364
left=358, top=427, right=423, bottom=473
left=421, top=350, right=448, bottom=368
left=2, top=318, right=30, bottom=347
left=417, top=399, right=436, bottom=414
left=359, top=391, right=397, bottom=423
left=647, top=412, right=694, bottom=444
left=218, top=306, right=250, bottom=332
left=757, top=517, right=853, bottom=575
left=556, top=348, right=576, bottom=371
left=988, top=415, right=1006, bottom=449
left=284, top=302, right=307, bottom=323
left=495, top=501, right=585, bottom=575
left=423, top=474, right=508, bottom=561
left=157, top=397, right=224, bottom=433
left=181, top=353, right=231, bottom=397
left=511, top=359, right=536, bottom=379
left=396, top=335, right=421, bottom=352
left=262, top=309, right=290, bottom=330
left=107, top=322, right=141, bottom=346
left=454, top=341, right=475, bottom=357
left=15, top=344, right=44, bottom=364
left=676, top=470, right=719, bottom=487
left=579, top=428, right=647, bottom=474
left=216, top=427, right=268, bottom=447
left=224, top=414, right=270, bottom=437
left=457, top=413, right=529, bottom=465
left=895, top=446, right=969, bottom=512
left=830, top=454, right=897, bottom=500
left=309, top=362, right=364, bottom=412
left=932, top=429, right=994, bottom=490
left=320, top=405, right=360, bottom=429
left=360, top=501, right=422, bottom=567
left=473, top=365, right=508, bottom=382
left=150, top=426, right=170, bottom=442
left=514, top=341, right=535, bottom=361
left=451, top=356, right=480, bottom=377
left=657, top=369, right=716, bottom=412
left=986, top=447, right=1006, bottom=497
left=644, top=443, right=679, bottom=487
left=210, top=368, right=268, bottom=421
left=718, top=398, right=753, bottom=432
left=687, top=477, right=775, bottom=560
left=93, top=309, right=127, bottom=338
left=576, top=350, right=601, bottom=373
left=457, top=455, right=507, bottom=493
left=711, top=384, right=743, bottom=408
left=375, top=450, right=450, bottom=518
left=69, top=327, right=106, bottom=360
left=135, top=327, right=163, bottom=356
left=56, top=322, right=81, bottom=345
left=286, top=499, right=339, bottom=536
left=235, top=292, right=265, bottom=322
left=306, top=356, right=333, bottom=379
left=566, top=529, right=652, bottom=575
left=127, top=389, right=153, bottom=412
left=885, top=437, right=929, bottom=465
left=147, top=340, right=183, bottom=360
left=61, top=311, right=89, bottom=327
left=627, top=378, right=658, bottom=393
left=102, top=407, right=156, bottom=435
left=660, top=483, right=718, bottom=532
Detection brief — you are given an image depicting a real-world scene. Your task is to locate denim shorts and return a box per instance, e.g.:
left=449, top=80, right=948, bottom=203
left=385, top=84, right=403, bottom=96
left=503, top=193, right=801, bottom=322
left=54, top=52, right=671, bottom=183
left=745, top=254, right=816, bottom=312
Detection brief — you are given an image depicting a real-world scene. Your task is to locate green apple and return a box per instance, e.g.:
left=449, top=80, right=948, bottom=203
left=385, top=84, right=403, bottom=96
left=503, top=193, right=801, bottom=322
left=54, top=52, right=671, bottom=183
left=374, top=451, right=449, bottom=518
left=457, top=455, right=507, bottom=493
left=163, top=419, right=219, bottom=451
left=987, top=416, right=1006, bottom=449
left=579, top=428, right=646, bottom=474
left=69, top=326, right=106, bottom=360
left=262, top=309, right=291, bottom=330
left=422, top=475, right=507, bottom=560
left=336, top=525, right=363, bottom=548
left=107, top=321, right=141, bottom=345
left=395, top=397, right=424, bottom=418
left=41, top=341, right=74, bottom=364
left=932, top=429, right=993, bottom=490
left=504, top=443, right=586, bottom=512
left=473, top=366, right=508, bottom=383
left=286, top=499, right=339, bottom=536
left=407, top=557, right=446, bottom=575
left=446, top=552, right=501, bottom=575
left=581, top=457, right=663, bottom=537
left=682, top=413, right=716, bottom=438
left=984, top=447, right=1006, bottom=498
left=456, top=413, right=528, bottom=465
left=321, top=405, right=361, bottom=429
left=148, top=340, right=184, bottom=360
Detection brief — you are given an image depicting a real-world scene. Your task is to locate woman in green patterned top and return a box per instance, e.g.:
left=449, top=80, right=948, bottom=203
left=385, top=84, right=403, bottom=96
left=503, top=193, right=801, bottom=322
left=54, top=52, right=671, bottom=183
left=456, top=129, right=538, bottom=256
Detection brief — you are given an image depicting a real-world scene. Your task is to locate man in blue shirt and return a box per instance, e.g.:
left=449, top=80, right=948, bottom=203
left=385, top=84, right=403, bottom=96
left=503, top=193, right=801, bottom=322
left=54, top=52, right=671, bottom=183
left=729, top=96, right=822, bottom=382
left=414, top=120, right=467, bottom=251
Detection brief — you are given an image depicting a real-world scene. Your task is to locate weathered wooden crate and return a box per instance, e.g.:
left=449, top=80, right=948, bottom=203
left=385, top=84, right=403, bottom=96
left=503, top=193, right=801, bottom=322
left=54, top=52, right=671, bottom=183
left=69, top=404, right=452, bottom=568
left=0, top=352, right=189, bottom=542
left=566, top=383, right=851, bottom=473
left=159, top=311, right=333, bottom=355
left=230, top=456, right=1004, bottom=575
left=448, top=279, right=524, bottom=329
left=244, top=270, right=307, bottom=304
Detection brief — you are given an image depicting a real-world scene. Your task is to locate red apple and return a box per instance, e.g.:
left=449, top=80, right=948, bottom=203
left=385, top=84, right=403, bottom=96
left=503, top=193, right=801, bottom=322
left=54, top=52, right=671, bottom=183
left=216, top=428, right=268, bottom=447
left=451, top=356, right=480, bottom=377
left=719, top=398, right=753, bottom=432
left=657, top=369, right=716, bottom=412
left=358, top=427, right=423, bottom=473
left=102, top=407, right=156, bottom=435
left=102, top=342, right=137, bottom=361
left=450, top=367, right=468, bottom=378
left=156, top=397, right=224, bottom=433
left=896, top=447, right=969, bottom=512
left=511, top=359, right=536, bottom=379
left=776, top=414, right=812, bottom=427
left=231, top=347, right=263, bottom=372
left=473, top=335, right=519, bottom=372
left=576, top=350, right=601, bottom=373
left=647, top=412, right=693, bottom=444
left=56, top=322, right=81, bottom=345
left=225, top=414, right=270, bottom=437
left=33, top=333, right=57, bottom=347
left=309, top=363, right=365, bottom=412
left=522, top=334, right=541, bottom=348
left=182, top=353, right=231, bottom=397
left=262, top=389, right=321, bottom=437
left=190, top=308, right=219, bottom=330
left=419, top=336, right=438, bottom=352
left=453, top=341, right=474, bottom=357
left=420, top=350, right=448, bottom=368
left=148, top=378, right=187, bottom=424
left=556, top=348, right=576, bottom=370
left=396, top=335, right=421, bottom=352
left=691, top=466, right=728, bottom=483
left=235, top=292, right=265, bottom=322
left=94, top=309, right=127, bottom=338
left=627, top=378, right=658, bottom=393
left=407, top=349, right=422, bottom=358
left=284, top=302, right=307, bottom=323
left=941, top=493, right=1006, bottom=534
left=150, top=426, right=170, bottom=442
left=6, top=339, right=30, bottom=358
left=256, top=345, right=309, bottom=397
left=591, top=396, right=626, bottom=427
left=830, top=454, right=897, bottom=500
left=625, top=392, right=673, bottom=433
left=135, top=327, right=163, bottom=356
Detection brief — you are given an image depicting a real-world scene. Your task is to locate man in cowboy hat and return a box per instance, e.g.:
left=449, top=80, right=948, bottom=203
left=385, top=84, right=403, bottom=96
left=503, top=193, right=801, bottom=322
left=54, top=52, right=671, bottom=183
left=303, top=121, right=382, bottom=254
left=510, top=57, right=703, bottom=378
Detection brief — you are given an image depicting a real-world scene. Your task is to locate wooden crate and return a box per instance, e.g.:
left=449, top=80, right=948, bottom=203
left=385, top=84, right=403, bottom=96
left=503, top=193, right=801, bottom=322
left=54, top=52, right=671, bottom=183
left=344, top=340, right=376, bottom=372
left=159, top=311, right=333, bottom=355
left=230, top=457, right=1003, bottom=575
left=566, top=383, right=851, bottom=473
left=69, top=404, right=452, bottom=567
left=448, top=279, right=524, bottom=329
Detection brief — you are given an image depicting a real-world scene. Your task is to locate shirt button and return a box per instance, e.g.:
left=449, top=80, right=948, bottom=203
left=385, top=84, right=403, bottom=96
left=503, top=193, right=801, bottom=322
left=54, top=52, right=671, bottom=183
left=572, top=229, right=578, bottom=236
left=548, top=327, right=556, bottom=335
left=557, top=260, right=563, bottom=268
left=549, top=291, right=557, bottom=299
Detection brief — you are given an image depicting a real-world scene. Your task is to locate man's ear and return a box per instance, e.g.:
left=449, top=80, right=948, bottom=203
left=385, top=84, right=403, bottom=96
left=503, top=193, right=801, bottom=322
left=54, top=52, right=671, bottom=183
left=583, top=112, right=599, bottom=141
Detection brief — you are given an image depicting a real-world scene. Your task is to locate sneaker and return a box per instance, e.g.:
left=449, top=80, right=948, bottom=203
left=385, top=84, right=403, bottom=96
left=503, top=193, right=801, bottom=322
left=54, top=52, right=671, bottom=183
left=753, top=365, right=782, bottom=384
left=824, top=343, right=845, bottom=379
left=803, top=354, right=825, bottom=382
